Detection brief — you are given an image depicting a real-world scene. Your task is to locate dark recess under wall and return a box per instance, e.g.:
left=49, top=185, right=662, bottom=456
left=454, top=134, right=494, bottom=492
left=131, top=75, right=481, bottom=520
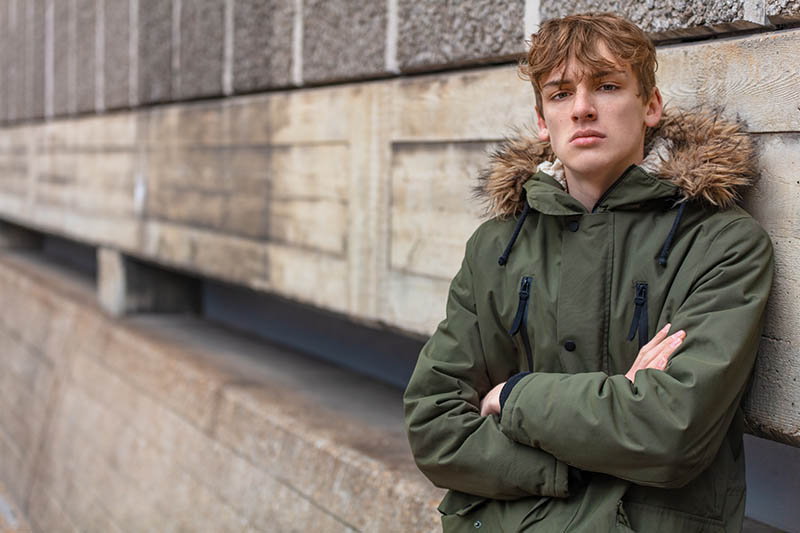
left=203, top=280, right=423, bottom=390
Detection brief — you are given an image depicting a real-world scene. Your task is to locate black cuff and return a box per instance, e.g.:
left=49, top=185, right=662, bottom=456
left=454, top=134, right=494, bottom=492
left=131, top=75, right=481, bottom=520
left=499, top=372, right=531, bottom=419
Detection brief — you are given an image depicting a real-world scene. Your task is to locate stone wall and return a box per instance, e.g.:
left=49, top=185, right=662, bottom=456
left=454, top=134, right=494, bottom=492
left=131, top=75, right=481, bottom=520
left=2, top=0, right=799, bottom=123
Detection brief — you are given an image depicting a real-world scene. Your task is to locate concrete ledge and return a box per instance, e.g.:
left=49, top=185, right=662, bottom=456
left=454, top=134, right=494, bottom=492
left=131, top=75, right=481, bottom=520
left=0, top=250, right=442, bottom=532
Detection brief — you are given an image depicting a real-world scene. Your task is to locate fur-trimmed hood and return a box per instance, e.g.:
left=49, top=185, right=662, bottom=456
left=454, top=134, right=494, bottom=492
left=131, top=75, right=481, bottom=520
left=475, top=108, right=757, bottom=219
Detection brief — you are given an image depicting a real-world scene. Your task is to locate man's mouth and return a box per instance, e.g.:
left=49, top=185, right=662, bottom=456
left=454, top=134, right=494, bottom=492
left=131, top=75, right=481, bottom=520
left=570, top=130, right=606, bottom=146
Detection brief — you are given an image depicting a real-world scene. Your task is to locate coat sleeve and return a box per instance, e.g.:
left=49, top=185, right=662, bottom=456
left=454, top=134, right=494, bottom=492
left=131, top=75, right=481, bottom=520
left=403, top=232, right=571, bottom=500
left=499, top=217, right=774, bottom=489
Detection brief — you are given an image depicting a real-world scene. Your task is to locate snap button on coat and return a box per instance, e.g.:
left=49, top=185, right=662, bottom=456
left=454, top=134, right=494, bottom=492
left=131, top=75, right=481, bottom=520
left=564, top=340, right=577, bottom=352
left=567, top=220, right=579, bottom=232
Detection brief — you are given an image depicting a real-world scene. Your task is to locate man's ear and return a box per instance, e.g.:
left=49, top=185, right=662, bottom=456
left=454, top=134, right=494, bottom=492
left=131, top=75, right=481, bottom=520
left=644, top=87, right=663, bottom=128
left=535, top=106, right=550, bottom=142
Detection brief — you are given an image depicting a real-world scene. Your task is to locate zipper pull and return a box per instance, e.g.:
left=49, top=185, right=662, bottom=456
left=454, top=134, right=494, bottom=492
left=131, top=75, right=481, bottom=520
left=509, top=277, right=532, bottom=335
left=627, top=283, right=649, bottom=350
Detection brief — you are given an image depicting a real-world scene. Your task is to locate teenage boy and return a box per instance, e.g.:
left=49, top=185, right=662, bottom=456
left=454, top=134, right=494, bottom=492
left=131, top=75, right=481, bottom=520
left=404, top=13, right=774, bottom=532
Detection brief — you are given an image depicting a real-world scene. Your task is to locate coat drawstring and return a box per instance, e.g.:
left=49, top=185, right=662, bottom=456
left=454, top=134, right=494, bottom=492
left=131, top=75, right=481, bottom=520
left=498, top=202, right=531, bottom=266
left=658, top=201, right=687, bottom=267
left=500, top=199, right=686, bottom=267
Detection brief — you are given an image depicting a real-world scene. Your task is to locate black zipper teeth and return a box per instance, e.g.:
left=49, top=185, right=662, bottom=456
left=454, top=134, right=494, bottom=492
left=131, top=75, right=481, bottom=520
left=627, top=282, right=649, bottom=349
left=510, top=277, right=534, bottom=371
left=591, top=164, right=637, bottom=213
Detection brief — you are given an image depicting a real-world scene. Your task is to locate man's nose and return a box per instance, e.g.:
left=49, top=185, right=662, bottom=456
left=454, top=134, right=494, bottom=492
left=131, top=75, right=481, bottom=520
left=571, top=89, right=597, bottom=121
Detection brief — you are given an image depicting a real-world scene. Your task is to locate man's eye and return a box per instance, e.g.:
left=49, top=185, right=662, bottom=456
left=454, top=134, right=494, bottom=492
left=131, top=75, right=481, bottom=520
left=551, top=91, right=569, bottom=100
left=599, top=84, right=618, bottom=91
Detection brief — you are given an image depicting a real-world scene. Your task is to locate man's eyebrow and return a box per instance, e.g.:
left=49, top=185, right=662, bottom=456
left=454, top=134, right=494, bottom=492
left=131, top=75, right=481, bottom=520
left=542, top=79, right=571, bottom=90
left=541, top=70, right=627, bottom=90
left=592, top=69, right=627, bottom=79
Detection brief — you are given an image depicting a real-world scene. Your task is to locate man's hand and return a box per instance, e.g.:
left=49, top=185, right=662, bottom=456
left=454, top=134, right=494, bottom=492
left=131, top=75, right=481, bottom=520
left=480, top=381, right=506, bottom=417
left=625, top=323, right=685, bottom=383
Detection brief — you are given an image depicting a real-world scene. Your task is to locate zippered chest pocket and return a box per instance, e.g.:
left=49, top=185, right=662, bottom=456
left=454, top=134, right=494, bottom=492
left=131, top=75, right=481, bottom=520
left=509, top=276, right=534, bottom=372
left=627, top=282, right=649, bottom=351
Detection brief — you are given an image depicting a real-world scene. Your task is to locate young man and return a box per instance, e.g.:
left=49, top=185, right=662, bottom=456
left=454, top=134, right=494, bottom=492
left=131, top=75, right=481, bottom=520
left=404, top=13, right=774, bottom=533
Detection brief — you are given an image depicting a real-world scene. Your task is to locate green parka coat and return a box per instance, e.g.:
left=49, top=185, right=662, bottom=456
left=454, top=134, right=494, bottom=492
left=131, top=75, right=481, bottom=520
left=403, top=109, right=774, bottom=532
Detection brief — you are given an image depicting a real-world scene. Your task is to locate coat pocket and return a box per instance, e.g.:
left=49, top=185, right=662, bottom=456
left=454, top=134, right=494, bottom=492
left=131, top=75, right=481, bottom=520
left=623, top=501, right=725, bottom=533
left=509, top=276, right=534, bottom=371
left=438, top=491, right=489, bottom=532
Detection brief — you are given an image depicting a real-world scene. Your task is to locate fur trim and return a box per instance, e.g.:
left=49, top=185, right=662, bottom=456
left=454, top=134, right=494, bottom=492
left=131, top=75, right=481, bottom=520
left=474, top=108, right=757, bottom=218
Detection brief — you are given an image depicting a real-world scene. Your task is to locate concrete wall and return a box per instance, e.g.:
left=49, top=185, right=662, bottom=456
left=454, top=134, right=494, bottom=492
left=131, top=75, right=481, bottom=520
left=0, top=249, right=442, bottom=532
left=0, top=27, right=798, bottom=448
left=0, top=1, right=799, bottom=531
left=2, top=0, right=799, bottom=123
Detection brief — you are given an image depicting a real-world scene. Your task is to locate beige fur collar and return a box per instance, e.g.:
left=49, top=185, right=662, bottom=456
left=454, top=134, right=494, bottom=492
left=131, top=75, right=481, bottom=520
left=474, top=108, right=757, bottom=218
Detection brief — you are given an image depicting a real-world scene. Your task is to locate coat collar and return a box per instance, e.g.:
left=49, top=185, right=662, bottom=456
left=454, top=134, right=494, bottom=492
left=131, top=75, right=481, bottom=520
left=522, top=165, right=679, bottom=215
left=475, top=107, right=757, bottom=219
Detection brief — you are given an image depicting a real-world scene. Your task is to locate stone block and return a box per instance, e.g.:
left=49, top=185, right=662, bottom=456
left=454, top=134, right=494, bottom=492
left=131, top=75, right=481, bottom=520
left=0, top=2, right=5, bottom=123
left=75, top=0, right=96, bottom=114
left=52, top=0, right=74, bottom=116
left=5, top=0, right=24, bottom=123
left=390, top=142, right=487, bottom=279
left=540, top=0, right=747, bottom=37
left=177, top=0, right=224, bottom=99
left=302, top=0, right=386, bottom=83
left=103, top=0, right=130, bottom=110
left=26, top=0, right=46, bottom=119
left=137, top=0, right=173, bottom=104
left=767, top=0, right=800, bottom=22
left=397, top=0, right=525, bottom=72
left=232, top=0, right=294, bottom=92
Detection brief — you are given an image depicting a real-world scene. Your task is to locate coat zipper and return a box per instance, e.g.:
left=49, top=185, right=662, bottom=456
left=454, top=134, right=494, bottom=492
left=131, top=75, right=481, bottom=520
left=626, top=282, right=649, bottom=351
left=509, top=276, right=534, bottom=371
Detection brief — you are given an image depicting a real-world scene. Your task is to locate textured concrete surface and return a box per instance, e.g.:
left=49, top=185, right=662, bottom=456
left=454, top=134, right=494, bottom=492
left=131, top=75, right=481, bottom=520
left=303, top=0, right=387, bottom=83
left=4, top=0, right=23, bottom=122
left=177, top=0, right=224, bottom=99
left=232, top=0, right=295, bottom=92
left=75, top=0, right=96, bottom=114
left=0, top=29, right=798, bottom=446
left=540, top=0, right=746, bottom=36
left=0, top=3, right=5, bottom=122
left=0, top=480, right=31, bottom=533
left=25, top=0, right=45, bottom=120
left=52, top=0, right=73, bottom=116
left=0, top=250, right=443, bottom=532
left=104, top=0, right=131, bottom=110
left=138, top=0, right=173, bottom=104
left=767, top=0, right=800, bottom=20
left=397, top=0, right=525, bottom=71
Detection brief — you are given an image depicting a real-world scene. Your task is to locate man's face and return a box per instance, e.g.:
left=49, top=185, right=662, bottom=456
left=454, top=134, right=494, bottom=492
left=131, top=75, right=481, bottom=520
left=535, top=47, right=662, bottom=183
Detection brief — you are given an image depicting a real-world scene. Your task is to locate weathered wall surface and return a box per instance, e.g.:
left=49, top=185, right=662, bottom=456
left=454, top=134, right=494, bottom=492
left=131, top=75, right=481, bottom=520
left=0, top=28, right=797, bottom=447
left=0, top=251, right=442, bottom=532
left=1, top=0, right=799, bottom=123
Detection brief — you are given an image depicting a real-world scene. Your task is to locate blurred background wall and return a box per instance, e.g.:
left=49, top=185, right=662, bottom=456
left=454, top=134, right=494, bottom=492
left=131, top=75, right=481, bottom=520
left=0, top=1, right=798, bottom=531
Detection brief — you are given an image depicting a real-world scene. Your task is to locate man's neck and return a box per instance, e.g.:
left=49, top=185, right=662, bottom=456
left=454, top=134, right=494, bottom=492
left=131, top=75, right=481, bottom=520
left=564, top=157, right=642, bottom=211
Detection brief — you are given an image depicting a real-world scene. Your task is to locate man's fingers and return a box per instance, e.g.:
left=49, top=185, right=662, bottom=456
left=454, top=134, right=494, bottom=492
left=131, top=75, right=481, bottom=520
left=640, top=323, right=671, bottom=354
left=643, top=330, right=685, bottom=369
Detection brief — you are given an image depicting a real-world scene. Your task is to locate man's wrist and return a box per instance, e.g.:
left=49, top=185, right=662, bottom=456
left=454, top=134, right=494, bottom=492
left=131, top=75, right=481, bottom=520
left=499, top=372, right=531, bottom=419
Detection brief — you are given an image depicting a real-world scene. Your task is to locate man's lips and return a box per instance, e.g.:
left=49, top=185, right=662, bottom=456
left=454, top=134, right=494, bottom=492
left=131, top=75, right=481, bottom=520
left=570, top=130, right=606, bottom=146
left=570, top=129, right=606, bottom=142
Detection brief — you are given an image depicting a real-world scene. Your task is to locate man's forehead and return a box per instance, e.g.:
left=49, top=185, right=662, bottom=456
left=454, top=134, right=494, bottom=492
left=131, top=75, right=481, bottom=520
left=541, top=59, right=631, bottom=86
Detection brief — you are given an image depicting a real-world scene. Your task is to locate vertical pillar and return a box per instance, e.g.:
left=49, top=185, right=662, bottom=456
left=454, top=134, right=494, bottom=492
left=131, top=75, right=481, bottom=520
left=97, top=247, right=201, bottom=317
